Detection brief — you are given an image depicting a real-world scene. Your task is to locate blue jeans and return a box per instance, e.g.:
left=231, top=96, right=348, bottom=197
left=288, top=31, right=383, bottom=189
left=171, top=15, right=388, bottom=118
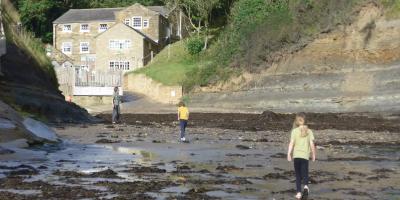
left=179, top=120, right=188, bottom=139
left=294, top=158, right=309, bottom=193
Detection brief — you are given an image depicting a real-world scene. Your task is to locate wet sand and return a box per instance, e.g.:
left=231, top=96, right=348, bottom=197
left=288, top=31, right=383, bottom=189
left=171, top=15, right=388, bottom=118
left=0, top=113, right=399, bottom=199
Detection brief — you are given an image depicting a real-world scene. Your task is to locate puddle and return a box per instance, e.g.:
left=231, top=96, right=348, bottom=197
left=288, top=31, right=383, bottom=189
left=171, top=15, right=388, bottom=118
left=0, top=189, right=42, bottom=195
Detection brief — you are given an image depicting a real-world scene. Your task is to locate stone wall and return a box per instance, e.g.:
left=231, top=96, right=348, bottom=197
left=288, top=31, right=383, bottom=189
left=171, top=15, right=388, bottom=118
left=95, top=23, right=150, bottom=71
left=115, top=4, right=163, bottom=44
left=53, top=21, right=116, bottom=69
left=72, top=96, right=113, bottom=108
left=124, top=73, right=182, bottom=104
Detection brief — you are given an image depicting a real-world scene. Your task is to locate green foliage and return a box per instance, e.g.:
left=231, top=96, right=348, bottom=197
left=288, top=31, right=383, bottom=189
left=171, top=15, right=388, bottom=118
left=18, top=0, right=60, bottom=43
left=1, top=0, right=57, bottom=85
left=382, top=0, right=400, bottom=19
left=132, top=41, right=200, bottom=86
left=186, top=36, right=204, bottom=55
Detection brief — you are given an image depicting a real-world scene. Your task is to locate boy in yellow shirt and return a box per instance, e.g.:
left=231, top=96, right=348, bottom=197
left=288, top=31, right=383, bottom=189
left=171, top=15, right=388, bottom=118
left=177, top=101, right=189, bottom=142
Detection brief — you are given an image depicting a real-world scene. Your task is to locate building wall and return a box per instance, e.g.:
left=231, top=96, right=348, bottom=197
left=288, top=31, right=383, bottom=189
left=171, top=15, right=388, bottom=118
left=53, top=21, right=116, bottom=69
left=115, top=4, right=169, bottom=47
left=95, top=23, right=146, bottom=72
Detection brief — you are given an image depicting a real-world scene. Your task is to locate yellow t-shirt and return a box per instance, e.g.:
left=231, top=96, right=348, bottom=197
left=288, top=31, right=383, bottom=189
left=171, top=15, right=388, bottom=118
left=178, top=106, right=189, bottom=120
left=291, top=127, right=314, bottom=160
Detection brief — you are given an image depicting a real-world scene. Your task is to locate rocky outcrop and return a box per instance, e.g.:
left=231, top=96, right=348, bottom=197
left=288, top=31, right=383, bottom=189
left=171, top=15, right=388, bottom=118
left=191, top=3, right=400, bottom=113
left=0, top=43, right=93, bottom=123
left=0, top=100, right=58, bottom=145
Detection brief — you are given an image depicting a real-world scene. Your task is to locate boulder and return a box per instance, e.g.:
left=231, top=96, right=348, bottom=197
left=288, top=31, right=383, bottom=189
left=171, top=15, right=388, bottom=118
left=22, top=118, right=58, bottom=143
left=0, top=100, right=58, bottom=144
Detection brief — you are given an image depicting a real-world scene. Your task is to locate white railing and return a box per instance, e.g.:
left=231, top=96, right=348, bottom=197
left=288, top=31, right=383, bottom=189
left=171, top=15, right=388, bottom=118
left=75, top=70, right=122, bottom=87
left=55, top=67, right=123, bottom=96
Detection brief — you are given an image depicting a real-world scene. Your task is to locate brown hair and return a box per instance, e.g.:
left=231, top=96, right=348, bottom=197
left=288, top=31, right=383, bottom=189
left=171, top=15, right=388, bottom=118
left=178, top=101, right=185, bottom=107
left=114, top=87, right=119, bottom=92
left=292, top=112, right=309, bottom=137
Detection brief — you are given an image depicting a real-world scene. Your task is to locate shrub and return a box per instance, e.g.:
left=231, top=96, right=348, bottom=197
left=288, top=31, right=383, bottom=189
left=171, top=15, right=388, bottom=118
left=185, top=36, right=204, bottom=55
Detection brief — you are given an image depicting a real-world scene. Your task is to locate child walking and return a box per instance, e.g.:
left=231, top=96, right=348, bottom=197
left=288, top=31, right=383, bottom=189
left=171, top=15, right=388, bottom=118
left=287, top=113, right=316, bottom=199
left=177, top=101, right=189, bottom=142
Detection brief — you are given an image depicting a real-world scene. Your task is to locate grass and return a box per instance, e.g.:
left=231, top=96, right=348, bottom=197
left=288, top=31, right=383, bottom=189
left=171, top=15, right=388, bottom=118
left=132, top=40, right=204, bottom=86
left=1, top=0, right=56, bottom=81
left=382, top=0, right=400, bottom=19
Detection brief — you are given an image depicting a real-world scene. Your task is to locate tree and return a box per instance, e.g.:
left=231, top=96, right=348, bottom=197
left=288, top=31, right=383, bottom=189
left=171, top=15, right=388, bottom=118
left=165, top=0, right=220, bottom=49
left=18, top=0, right=62, bottom=43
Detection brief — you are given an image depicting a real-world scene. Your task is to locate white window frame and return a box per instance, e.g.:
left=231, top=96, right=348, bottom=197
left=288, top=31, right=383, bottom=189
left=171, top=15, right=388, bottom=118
left=99, top=24, right=108, bottom=32
left=63, top=24, right=72, bottom=32
left=109, top=61, right=130, bottom=71
left=62, top=42, right=72, bottom=54
left=124, top=18, right=131, bottom=26
left=132, top=16, right=142, bottom=29
left=80, top=24, right=90, bottom=32
left=80, top=42, right=90, bottom=54
left=143, top=19, right=149, bottom=28
left=109, top=40, right=131, bottom=50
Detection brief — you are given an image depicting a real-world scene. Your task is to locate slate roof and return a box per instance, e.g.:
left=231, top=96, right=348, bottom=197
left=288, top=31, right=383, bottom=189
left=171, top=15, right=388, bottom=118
left=53, top=8, right=123, bottom=24
left=53, top=6, right=171, bottom=24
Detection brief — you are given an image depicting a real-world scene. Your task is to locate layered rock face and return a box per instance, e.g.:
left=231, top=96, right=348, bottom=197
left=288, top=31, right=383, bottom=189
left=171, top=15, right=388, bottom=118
left=191, top=4, right=400, bottom=113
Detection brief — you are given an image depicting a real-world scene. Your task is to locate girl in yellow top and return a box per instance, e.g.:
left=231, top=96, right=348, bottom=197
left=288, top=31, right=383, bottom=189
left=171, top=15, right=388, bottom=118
left=177, top=101, right=189, bottom=142
left=287, top=113, right=316, bottom=199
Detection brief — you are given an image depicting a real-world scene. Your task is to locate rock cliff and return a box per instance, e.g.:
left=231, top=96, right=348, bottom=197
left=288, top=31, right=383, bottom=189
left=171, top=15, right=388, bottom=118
left=191, top=3, right=400, bottom=113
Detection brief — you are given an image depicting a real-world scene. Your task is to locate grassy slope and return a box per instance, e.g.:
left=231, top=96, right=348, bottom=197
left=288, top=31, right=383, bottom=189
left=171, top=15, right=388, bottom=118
left=1, top=0, right=56, bottom=82
left=134, top=0, right=400, bottom=89
left=132, top=40, right=202, bottom=86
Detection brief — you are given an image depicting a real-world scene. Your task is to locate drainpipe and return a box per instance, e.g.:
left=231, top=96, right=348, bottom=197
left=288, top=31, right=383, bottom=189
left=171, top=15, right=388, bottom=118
left=179, top=10, right=182, bottom=40
left=53, top=24, right=57, bottom=49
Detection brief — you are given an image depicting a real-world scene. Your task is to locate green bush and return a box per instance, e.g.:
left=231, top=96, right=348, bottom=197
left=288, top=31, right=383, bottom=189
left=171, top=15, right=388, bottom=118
left=185, top=36, right=204, bottom=55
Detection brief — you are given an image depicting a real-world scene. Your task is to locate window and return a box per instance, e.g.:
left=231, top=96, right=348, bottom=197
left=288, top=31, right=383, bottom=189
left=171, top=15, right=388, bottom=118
left=109, top=40, right=131, bottom=50
left=62, top=42, right=72, bottom=54
left=109, top=61, right=130, bottom=71
left=81, top=55, right=96, bottom=62
left=99, top=24, right=108, bottom=32
left=143, top=19, right=149, bottom=28
left=132, top=17, right=142, bottom=29
left=80, top=42, right=89, bottom=53
left=63, top=25, right=71, bottom=32
left=124, top=18, right=130, bottom=26
left=80, top=24, right=89, bottom=32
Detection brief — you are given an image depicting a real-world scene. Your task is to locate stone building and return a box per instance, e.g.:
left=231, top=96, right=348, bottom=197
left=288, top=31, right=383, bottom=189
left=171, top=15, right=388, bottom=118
left=52, top=3, right=189, bottom=72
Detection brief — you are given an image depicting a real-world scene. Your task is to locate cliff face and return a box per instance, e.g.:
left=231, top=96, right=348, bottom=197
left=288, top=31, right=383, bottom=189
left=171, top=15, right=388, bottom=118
left=0, top=43, right=92, bottom=123
left=191, top=3, right=400, bottom=113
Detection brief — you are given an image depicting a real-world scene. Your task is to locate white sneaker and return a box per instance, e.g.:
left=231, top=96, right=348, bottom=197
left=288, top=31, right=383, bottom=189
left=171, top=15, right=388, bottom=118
left=303, top=185, right=310, bottom=195
left=180, top=137, right=186, bottom=142
left=295, top=192, right=302, bottom=199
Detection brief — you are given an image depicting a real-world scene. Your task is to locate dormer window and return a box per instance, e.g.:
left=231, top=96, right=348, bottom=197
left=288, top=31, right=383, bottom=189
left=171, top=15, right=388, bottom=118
left=63, top=25, right=71, bottom=32
left=143, top=19, right=149, bottom=28
left=80, top=24, right=89, bottom=32
left=132, top=17, right=142, bottom=29
left=99, top=24, right=108, bottom=32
